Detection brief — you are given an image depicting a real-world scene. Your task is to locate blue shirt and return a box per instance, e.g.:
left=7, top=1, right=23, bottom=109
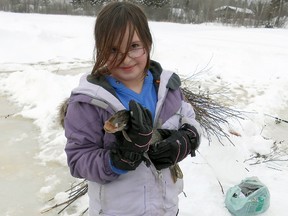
left=106, top=70, right=157, bottom=120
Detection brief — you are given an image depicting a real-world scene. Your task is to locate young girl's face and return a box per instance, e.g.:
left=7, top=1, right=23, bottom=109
left=107, top=27, right=148, bottom=83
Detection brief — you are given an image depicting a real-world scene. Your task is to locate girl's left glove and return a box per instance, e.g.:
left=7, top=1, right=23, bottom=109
left=148, top=123, right=200, bottom=170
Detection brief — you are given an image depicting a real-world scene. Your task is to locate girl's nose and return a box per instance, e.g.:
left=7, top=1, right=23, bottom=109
left=122, top=54, right=133, bottom=64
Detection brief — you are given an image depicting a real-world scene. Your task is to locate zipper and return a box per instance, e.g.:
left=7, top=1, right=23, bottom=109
left=153, top=85, right=169, bottom=128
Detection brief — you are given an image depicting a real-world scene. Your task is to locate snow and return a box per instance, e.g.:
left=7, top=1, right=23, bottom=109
left=1, top=11, right=288, bottom=216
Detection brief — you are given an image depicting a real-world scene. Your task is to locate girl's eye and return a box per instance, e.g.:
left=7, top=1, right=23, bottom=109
left=131, top=43, right=142, bottom=49
left=111, top=48, right=118, bottom=53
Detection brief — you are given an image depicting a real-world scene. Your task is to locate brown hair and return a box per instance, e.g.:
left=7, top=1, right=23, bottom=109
left=91, top=1, right=152, bottom=76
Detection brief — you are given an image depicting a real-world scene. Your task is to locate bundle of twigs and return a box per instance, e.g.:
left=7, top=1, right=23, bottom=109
left=181, top=86, right=244, bottom=145
left=244, top=140, right=288, bottom=169
left=41, top=180, right=88, bottom=215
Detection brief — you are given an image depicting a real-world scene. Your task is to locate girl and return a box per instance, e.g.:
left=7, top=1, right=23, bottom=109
left=64, top=2, right=201, bottom=216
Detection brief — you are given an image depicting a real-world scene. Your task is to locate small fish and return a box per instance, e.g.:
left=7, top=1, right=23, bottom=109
left=104, top=110, right=183, bottom=183
left=104, top=110, right=130, bottom=133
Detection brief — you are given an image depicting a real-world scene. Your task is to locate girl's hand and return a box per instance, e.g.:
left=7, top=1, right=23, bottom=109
left=148, top=124, right=200, bottom=170
left=123, top=100, right=153, bottom=153
left=109, top=100, right=153, bottom=172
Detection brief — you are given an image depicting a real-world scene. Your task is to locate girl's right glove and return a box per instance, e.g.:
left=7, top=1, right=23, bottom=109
left=148, top=123, right=200, bottom=170
left=110, top=100, right=153, bottom=172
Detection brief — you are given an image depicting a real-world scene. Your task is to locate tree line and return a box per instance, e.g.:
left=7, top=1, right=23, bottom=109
left=0, top=0, right=287, bottom=27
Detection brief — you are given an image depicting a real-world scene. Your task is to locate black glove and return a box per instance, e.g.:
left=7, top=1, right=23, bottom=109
left=110, top=100, right=153, bottom=171
left=110, top=141, right=143, bottom=171
left=148, top=123, right=200, bottom=170
left=122, top=100, right=153, bottom=153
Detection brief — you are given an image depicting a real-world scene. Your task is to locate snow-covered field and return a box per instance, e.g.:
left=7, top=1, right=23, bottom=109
left=0, top=11, right=288, bottom=216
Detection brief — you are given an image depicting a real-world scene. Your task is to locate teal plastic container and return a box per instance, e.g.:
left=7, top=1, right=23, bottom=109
left=225, top=177, right=270, bottom=216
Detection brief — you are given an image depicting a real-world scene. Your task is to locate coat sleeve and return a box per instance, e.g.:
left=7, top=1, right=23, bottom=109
left=180, top=99, right=202, bottom=139
left=64, top=100, right=119, bottom=184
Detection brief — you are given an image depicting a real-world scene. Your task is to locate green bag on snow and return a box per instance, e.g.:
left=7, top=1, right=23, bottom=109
left=225, top=177, right=270, bottom=216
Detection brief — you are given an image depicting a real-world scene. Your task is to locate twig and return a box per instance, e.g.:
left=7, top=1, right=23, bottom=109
left=41, top=180, right=88, bottom=215
left=217, top=179, right=225, bottom=195
left=249, top=158, right=288, bottom=166
left=246, top=140, right=288, bottom=167
left=80, top=208, right=89, bottom=216
left=240, top=111, right=288, bottom=125
left=264, top=113, right=288, bottom=124
left=0, top=113, right=15, bottom=119
left=266, top=166, right=283, bottom=171
left=197, top=150, right=224, bottom=195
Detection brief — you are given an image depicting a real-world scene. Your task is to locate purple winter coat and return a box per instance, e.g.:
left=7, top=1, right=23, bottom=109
left=64, top=61, right=200, bottom=216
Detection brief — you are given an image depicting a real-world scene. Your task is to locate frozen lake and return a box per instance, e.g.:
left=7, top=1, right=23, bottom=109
left=0, top=96, right=75, bottom=216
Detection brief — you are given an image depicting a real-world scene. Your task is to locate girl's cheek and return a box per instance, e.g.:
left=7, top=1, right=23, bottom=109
left=106, top=58, right=119, bottom=70
left=106, top=61, right=114, bottom=71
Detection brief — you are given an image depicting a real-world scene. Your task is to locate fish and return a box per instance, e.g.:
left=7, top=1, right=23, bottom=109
left=104, top=110, right=183, bottom=183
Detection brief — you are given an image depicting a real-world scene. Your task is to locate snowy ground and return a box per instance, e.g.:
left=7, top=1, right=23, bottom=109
left=0, top=11, right=288, bottom=216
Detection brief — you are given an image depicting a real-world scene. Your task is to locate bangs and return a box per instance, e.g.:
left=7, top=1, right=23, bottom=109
left=105, top=22, right=136, bottom=67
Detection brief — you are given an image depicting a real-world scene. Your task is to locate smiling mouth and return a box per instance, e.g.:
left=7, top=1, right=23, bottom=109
left=119, top=65, right=135, bottom=71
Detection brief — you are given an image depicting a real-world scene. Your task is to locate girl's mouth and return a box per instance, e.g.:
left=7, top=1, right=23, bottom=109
left=119, top=65, right=135, bottom=72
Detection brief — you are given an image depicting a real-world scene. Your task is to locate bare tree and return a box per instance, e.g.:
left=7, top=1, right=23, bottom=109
left=269, top=0, right=288, bottom=27
left=0, top=0, right=287, bottom=27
